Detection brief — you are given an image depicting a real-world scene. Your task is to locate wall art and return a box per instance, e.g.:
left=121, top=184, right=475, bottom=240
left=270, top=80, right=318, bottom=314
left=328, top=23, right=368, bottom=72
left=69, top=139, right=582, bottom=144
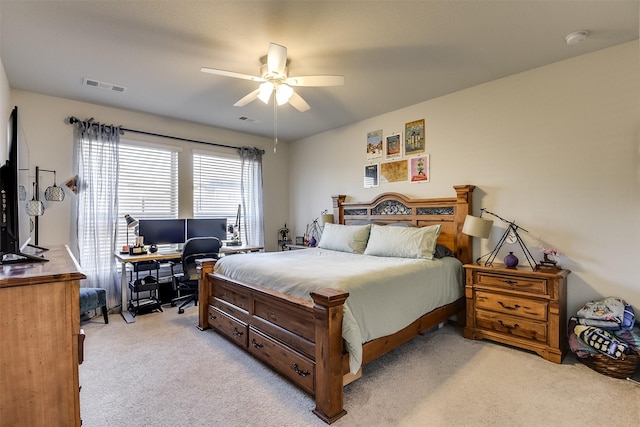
left=364, top=163, right=379, bottom=188
left=380, top=159, right=408, bottom=184
left=409, top=155, right=429, bottom=183
left=404, top=119, right=425, bottom=156
left=366, top=129, right=383, bottom=160
left=385, top=132, right=402, bottom=159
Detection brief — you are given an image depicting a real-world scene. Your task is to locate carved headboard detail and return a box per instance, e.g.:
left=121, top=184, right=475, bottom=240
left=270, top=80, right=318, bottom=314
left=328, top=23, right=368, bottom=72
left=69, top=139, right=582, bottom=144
left=331, top=185, right=475, bottom=264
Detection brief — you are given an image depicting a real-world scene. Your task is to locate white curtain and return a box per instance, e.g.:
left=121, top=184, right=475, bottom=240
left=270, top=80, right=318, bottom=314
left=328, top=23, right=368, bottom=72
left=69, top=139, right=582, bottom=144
left=70, top=120, right=121, bottom=310
left=238, top=147, right=264, bottom=247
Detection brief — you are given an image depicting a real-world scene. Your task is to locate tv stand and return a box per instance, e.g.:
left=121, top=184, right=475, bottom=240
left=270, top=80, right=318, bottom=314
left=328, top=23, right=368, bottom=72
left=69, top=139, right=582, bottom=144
left=1, top=250, right=49, bottom=264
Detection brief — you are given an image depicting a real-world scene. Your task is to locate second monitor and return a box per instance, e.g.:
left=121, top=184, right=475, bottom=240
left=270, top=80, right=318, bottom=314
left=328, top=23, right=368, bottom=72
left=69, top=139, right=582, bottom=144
left=186, top=218, right=227, bottom=242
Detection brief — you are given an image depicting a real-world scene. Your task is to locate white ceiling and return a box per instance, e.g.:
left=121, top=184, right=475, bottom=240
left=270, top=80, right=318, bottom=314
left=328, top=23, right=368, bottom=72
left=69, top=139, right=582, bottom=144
left=1, top=1, right=638, bottom=142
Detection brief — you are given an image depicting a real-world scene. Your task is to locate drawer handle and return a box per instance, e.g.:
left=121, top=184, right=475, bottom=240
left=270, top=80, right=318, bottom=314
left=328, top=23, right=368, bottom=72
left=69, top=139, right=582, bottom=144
left=292, top=363, right=310, bottom=377
left=251, top=339, right=264, bottom=349
left=498, top=301, right=521, bottom=310
left=502, top=279, right=518, bottom=285
left=233, top=328, right=244, bottom=337
left=208, top=314, right=217, bottom=321
left=498, top=320, right=519, bottom=330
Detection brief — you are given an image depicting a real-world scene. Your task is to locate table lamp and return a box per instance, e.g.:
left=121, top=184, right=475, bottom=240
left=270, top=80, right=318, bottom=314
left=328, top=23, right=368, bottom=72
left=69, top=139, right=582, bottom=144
left=124, top=214, right=139, bottom=250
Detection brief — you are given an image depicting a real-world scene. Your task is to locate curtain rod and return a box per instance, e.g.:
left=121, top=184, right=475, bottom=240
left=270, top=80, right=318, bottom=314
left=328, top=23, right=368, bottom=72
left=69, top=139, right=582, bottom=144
left=66, top=116, right=265, bottom=154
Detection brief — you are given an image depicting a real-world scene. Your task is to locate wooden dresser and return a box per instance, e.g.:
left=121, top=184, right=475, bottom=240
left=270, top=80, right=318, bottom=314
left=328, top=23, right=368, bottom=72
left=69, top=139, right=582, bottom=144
left=0, top=246, right=86, bottom=426
left=463, top=263, right=570, bottom=363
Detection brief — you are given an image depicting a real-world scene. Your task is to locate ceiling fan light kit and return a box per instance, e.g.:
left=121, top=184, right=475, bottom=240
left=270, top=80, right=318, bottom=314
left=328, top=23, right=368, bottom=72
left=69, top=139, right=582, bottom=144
left=201, top=42, right=344, bottom=112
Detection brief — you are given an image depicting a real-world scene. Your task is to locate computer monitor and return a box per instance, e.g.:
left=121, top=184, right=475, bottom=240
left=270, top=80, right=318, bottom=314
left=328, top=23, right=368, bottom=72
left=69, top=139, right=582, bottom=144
left=137, top=219, right=186, bottom=245
left=187, top=218, right=227, bottom=241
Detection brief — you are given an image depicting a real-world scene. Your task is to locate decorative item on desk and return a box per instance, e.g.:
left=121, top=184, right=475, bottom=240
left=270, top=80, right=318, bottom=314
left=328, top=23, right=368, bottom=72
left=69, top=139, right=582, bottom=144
left=295, top=236, right=304, bottom=245
left=504, top=252, right=519, bottom=268
left=278, top=223, right=290, bottom=242
left=227, top=203, right=243, bottom=246
left=537, top=247, right=562, bottom=271
left=309, top=236, right=317, bottom=247
left=462, top=208, right=537, bottom=271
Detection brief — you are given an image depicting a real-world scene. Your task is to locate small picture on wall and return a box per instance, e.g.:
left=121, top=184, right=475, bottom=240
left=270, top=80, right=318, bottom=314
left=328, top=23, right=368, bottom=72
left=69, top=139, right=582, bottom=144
left=409, top=155, right=429, bottom=183
left=404, top=119, right=425, bottom=156
left=385, top=133, right=402, bottom=159
left=366, top=129, right=383, bottom=160
left=364, top=164, right=379, bottom=188
left=380, top=159, right=408, bottom=184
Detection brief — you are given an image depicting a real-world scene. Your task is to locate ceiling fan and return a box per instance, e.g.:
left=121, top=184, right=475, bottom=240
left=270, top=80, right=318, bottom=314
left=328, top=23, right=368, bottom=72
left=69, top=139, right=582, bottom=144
left=201, top=43, right=344, bottom=112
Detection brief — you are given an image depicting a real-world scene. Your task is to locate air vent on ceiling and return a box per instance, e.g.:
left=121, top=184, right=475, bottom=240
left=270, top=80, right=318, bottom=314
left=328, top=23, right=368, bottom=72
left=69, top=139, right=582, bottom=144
left=237, top=116, right=262, bottom=124
left=83, top=77, right=127, bottom=93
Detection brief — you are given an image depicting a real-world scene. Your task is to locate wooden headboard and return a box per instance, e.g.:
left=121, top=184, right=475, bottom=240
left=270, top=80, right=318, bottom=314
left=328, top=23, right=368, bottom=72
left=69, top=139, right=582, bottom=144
left=331, top=185, right=475, bottom=264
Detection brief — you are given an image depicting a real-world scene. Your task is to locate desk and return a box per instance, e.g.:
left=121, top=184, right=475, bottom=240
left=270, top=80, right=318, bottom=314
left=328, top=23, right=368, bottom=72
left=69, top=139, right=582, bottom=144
left=115, top=244, right=263, bottom=323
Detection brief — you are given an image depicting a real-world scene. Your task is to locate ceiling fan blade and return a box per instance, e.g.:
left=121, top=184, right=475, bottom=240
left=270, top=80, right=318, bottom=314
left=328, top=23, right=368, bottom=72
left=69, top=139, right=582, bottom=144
left=288, top=91, right=310, bottom=112
left=233, top=89, right=260, bottom=107
left=286, top=75, right=344, bottom=87
left=267, top=43, right=287, bottom=75
left=201, top=67, right=264, bottom=82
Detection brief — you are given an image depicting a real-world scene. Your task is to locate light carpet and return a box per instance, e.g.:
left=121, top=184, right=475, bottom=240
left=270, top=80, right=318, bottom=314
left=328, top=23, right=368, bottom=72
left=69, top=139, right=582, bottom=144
left=80, top=307, right=640, bottom=426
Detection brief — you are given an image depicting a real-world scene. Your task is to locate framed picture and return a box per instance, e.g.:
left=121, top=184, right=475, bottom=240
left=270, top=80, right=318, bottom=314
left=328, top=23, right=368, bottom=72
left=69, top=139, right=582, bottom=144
left=404, top=119, right=425, bottom=156
left=366, top=129, right=383, bottom=160
left=380, top=159, right=408, bottom=184
left=295, top=236, right=304, bottom=245
left=409, top=155, right=429, bottom=183
left=364, top=163, right=379, bottom=188
left=385, top=132, right=402, bottom=159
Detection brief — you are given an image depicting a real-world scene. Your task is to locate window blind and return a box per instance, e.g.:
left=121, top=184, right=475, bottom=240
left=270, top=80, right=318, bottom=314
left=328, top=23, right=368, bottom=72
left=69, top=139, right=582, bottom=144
left=117, top=141, right=179, bottom=248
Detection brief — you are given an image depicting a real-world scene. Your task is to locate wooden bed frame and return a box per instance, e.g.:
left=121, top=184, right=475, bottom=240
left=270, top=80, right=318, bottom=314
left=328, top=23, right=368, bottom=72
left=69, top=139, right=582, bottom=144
left=197, top=185, right=475, bottom=423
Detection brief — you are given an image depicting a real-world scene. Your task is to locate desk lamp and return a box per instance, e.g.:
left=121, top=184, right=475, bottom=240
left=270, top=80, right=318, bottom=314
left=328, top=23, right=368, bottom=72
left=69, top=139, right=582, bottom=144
left=124, top=214, right=139, bottom=249
left=463, top=209, right=537, bottom=271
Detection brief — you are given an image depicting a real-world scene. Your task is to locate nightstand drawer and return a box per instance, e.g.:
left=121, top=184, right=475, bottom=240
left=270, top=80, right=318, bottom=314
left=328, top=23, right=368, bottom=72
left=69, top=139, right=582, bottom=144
left=476, top=291, right=548, bottom=321
left=476, top=310, right=547, bottom=343
left=476, top=272, right=547, bottom=295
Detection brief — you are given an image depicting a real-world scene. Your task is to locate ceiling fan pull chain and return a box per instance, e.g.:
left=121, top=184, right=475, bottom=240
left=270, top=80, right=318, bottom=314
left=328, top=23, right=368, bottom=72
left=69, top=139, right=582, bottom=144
left=273, top=100, right=278, bottom=154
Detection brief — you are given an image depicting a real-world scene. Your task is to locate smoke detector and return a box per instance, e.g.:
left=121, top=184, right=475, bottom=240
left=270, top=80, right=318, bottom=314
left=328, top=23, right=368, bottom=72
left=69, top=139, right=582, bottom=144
left=565, top=31, right=588, bottom=46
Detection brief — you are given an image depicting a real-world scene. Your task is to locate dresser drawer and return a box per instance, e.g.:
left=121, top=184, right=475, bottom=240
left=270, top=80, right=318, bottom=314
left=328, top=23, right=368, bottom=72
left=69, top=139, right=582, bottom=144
left=476, top=310, right=547, bottom=343
left=476, top=291, right=548, bottom=321
left=476, top=272, right=547, bottom=295
left=212, top=280, right=251, bottom=312
left=248, top=327, right=315, bottom=394
left=208, top=305, right=248, bottom=347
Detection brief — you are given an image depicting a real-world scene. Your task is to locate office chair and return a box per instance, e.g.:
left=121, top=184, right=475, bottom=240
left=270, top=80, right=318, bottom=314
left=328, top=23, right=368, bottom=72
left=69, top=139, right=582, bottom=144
left=170, top=237, right=221, bottom=314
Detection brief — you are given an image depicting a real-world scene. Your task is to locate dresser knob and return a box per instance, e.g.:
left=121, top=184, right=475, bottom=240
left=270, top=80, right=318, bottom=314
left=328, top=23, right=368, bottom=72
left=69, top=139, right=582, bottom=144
left=251, top=339, right=264, bottom=349
left=209, top=314, right=217, bottom=320
left=498, top=320, right=519, bottom=330
left=233, top=328, right=244, bottom=337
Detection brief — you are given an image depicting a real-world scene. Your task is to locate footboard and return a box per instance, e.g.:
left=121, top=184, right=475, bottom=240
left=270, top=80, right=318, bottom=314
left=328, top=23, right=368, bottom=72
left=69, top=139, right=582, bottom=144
left=197, top=259, right=349, bottom=423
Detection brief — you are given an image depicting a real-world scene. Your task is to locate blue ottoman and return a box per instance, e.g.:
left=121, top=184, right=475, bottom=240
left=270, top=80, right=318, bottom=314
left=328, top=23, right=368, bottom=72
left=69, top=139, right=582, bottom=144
left=79, top=287, right=109, bottom=324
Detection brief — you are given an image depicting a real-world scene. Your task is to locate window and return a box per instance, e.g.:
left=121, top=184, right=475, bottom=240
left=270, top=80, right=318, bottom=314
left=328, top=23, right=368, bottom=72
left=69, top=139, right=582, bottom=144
left=193, top=150, right=244, bottom=241
left=117, top=141, right=179, bottom=248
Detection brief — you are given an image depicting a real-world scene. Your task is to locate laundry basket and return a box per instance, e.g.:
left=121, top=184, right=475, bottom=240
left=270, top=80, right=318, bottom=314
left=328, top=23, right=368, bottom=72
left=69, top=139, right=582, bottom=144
left=578, top=350, right=639, bottom=379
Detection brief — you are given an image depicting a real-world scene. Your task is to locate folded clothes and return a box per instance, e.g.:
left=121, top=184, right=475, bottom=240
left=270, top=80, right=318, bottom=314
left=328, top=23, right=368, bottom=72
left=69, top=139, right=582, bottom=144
left=577, top=296, right=626, bottom=322
left=574, top=325, right=630, bottom=359
left=573, top=317, right=621, bottom=331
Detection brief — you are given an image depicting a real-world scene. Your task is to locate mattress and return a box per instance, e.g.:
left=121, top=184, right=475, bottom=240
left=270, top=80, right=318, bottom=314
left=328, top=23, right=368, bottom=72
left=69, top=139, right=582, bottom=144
left=214, top=248, right=464, bottom=373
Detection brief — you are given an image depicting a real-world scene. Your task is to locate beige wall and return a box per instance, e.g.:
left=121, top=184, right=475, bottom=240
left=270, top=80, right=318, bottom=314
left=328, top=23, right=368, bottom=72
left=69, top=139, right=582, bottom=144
left=7, top=90, right=290, bottom=252
left=290, top=41, right=640, bottom=314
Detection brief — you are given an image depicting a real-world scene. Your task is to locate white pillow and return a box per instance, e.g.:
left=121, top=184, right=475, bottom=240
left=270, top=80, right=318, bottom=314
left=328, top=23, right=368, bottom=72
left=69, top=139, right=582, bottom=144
left=364, top=223, right=442, bottom=259
left=317, top=223, right=371, bottom=254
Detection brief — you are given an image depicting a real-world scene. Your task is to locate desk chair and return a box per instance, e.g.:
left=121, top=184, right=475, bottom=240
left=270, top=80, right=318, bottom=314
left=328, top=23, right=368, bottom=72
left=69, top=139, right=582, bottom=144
left=170, top=237, right=221, bottom=314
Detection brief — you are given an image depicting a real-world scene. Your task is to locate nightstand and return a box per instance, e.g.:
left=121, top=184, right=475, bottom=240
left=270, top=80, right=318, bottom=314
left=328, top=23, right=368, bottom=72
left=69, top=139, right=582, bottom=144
left=463, top=263, right=570, bottom=363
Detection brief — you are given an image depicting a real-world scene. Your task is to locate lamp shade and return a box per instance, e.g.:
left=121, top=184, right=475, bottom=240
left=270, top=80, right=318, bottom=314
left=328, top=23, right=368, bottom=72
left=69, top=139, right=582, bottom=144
left=26, top=199, right=45, bottom=216
left=124, top=214, right=139, bottom=228
left=462, top=215, right=493, bottom=239
left=45, top=184, right=65, bottom=201
left=321, top=214, right=335, bottom=225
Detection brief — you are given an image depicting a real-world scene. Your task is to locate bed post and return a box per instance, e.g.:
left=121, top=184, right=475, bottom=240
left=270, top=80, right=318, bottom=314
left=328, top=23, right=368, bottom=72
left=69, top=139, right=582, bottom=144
left=331, top=195, right=347, bottom=225
left=311, top=288, right=349, bottom=424
left=196, top=258, right=217, bottom=331
left=453, top=185, right=475, bottom=265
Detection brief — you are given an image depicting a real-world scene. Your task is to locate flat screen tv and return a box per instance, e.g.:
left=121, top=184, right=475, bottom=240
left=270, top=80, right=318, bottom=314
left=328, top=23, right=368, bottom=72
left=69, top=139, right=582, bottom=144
left=0, top=106, right=47, bottom=264
left=186, top=218, right=227, bottom=242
